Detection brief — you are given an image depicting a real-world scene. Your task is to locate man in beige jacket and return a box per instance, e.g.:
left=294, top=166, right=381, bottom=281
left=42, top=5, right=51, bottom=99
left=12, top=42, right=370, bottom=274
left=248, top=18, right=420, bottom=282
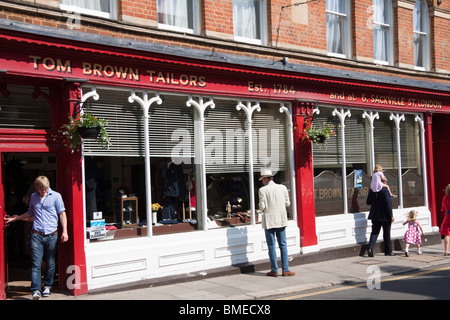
left=258, top=169, right=295, bottom=277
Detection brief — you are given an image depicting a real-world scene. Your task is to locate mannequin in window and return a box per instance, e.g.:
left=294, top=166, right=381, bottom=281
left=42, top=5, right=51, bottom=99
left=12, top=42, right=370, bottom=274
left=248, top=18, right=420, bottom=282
left=160, top=158, right=187, bottom=221
left=207, top=173, right=225, bottom=216
left=85, top=157, right=99, bottom=222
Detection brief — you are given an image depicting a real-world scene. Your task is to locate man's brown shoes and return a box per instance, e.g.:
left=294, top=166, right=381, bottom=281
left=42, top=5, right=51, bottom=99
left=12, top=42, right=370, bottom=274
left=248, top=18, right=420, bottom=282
left=266, top=270, right=295, bottom=277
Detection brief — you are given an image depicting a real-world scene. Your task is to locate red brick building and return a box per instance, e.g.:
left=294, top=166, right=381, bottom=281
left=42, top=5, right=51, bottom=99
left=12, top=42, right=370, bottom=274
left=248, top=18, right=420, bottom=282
left=0, top=0, right=448, bottom=298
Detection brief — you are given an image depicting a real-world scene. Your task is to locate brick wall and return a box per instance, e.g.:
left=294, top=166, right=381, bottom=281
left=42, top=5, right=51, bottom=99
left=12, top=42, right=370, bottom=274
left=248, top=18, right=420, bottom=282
left=270, top=0, right=326, bottom=52
left=353, top=0, right=374, bottom=62
left=432, top=1, right=450, bottom=73
left=395, top=1, right=415, bottom=69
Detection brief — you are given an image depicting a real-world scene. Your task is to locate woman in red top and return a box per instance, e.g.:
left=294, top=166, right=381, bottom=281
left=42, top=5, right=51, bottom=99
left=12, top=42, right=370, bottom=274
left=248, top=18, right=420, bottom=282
left=440, top=184, right=450, bottom=256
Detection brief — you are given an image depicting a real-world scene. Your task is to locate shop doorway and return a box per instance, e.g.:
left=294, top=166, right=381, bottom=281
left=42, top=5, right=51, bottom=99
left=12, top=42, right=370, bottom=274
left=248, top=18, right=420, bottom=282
left=2, top=152, right=57, bottom=299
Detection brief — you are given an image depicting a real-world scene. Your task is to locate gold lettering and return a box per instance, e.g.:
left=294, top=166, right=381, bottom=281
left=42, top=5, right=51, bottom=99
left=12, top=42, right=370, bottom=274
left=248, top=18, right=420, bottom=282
left=83, top=62, right=92, bottom=75
left=180, top=74, right=189, bottom=86
left=189, top=75, right=198, bottom=87
left=114, top=66, right=129, bottom=80
left=170, top=73, right=179, bottom=85
left=29, top=55, right=41, bottom=70
left=42, top=57, right=56, bottom=71
left=198, top=76, right=206, bottom=87
left=155, top=71, right=166, bottom=84
left=147, top=70, right=156, bottom=83
left=93, top=64, right=104, bottom=77
left=129, top=68, right=140, bottom=81
left=103, top=65, right=115, bottom=78
left=56, top=59, right=72, bottom=73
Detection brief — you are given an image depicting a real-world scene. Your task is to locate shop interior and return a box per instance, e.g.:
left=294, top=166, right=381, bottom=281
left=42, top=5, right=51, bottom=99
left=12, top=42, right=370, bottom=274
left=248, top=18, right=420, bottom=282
left=2, top=152, right=57, bottom=299
left=85, top=155, right=291, bottom=240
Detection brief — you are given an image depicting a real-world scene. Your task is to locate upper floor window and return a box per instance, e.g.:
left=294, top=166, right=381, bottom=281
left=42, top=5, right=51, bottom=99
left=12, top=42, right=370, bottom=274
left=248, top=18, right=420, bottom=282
left=326, top=0, right=351, bottom=58
left=233, top=0, right=267, bottom=45
left=60, top=0, right=116, bottom=19
left=413, top=0, right=430, bottom=71
left=157, top=0, right=200, bottom=34
left=373, top=0, right=393, bottom=65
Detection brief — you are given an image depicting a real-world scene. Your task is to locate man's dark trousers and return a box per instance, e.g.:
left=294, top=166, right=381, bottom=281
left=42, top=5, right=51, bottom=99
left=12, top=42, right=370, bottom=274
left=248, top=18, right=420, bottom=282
left=368, top=220, right=392, bottom=254
left=366, top=188, right=393, bottom=255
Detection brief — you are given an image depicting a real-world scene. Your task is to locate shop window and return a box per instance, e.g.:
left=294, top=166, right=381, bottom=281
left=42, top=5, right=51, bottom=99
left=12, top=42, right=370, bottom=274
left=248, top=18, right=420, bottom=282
left=413, top=0, right=430, bottom=71
left=400, top=115, right=425, bottom=207
left=83, top=88, right=200, bottom=240
left=312, top=107, right=425, bottom=216
left=82, top=88, right=294, bottom=240
left=312, top=108, right=344, bottom=216
left=157, top=0, right=200, bottom=34
left=233, top=0, right=267, bottom=45
left=0, top=85, right=51, bottom=129
left=204, top=100, right=250, bottom=226
left=373, top=112, right=399, bottom=207
left=204, top=100, right=292, bottom=227
left=60, top=0, right=116, bottom=19
left=326, top=0, right=351, bottom=59
left=312, top=108, right=372, bottom=216
left=373, top=0, right=393, bottom=65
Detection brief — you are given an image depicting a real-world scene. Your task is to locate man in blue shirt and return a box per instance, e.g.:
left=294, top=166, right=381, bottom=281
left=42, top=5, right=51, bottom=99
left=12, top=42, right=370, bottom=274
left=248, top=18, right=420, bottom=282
left=5, top=176, right=68, bottom=300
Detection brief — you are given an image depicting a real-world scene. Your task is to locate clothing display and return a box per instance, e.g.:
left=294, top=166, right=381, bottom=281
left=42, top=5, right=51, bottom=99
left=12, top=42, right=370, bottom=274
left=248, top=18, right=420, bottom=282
left=84, top=157, right=98, bottom=221
left=161, top=160, right=187, bottom=220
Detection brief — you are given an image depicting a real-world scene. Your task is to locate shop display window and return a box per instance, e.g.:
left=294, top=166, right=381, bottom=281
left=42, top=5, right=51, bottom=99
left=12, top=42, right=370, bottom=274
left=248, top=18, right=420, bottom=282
left=82, top=88, right=293, bottom=240
left=312, top=107, right=425, bottom=216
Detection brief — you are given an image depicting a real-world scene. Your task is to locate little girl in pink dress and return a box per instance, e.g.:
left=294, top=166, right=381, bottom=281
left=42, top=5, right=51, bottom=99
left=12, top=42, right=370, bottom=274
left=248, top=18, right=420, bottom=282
left=402, top=210, right=424, bottom=257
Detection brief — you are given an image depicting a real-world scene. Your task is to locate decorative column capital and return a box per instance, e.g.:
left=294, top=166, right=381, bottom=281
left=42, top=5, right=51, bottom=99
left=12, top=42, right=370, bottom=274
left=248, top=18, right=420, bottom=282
left=292, top=100, right=318, bottom=117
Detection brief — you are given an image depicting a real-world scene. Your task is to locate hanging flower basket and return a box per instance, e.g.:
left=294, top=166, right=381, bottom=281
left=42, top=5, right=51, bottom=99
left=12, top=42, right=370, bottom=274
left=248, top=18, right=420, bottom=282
left=303, top=119, right=336, bottom=150
left=77, top=126, right=101, bottom=139
left=316, top=134, right=327, bottom=143
left=53, top=112, right=111, bottom=153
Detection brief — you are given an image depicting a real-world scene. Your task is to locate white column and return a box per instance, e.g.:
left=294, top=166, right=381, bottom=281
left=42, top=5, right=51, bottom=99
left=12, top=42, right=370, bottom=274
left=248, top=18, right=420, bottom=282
left=236, top=100, right=260, bottom=225
left=390, top=112, right=405, bottom=209
left=415, top=114, right=428, bottom=208
left=186, top=96, right=215, bottom=231
left=362, top=111, right=380, bottom=172
left=279, top=103, right=296, bottom=222
left=80, top=87, right=99, bottom=247
left=128, top=91, right=162, bottom=237
left=332, top=108, right=351, bottom=214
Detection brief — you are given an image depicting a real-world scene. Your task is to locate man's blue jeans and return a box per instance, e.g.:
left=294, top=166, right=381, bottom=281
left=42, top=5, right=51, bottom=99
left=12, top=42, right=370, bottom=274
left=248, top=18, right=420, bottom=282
left=265, top=227, right=289, bottom=273
left=30, top=232, right=58, bottom=292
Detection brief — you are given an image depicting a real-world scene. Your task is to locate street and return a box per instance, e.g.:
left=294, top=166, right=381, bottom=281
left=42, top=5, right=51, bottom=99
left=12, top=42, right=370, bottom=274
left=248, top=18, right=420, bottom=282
left=274, top=263, right=450, bottom=300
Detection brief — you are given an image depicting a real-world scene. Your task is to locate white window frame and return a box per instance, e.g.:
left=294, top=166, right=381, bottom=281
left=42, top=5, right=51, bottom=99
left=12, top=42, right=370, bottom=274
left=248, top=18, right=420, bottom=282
left=60, top=0, right=116, bottom=20
left=413, top=0, right=430, bottom=71
left=373, top=0, right=394, bottom=66
left=157, top=0, right=200, bottom=34
left=233, top=0, right=267, bottom=46
left=326, top=0, right=352, bottom=59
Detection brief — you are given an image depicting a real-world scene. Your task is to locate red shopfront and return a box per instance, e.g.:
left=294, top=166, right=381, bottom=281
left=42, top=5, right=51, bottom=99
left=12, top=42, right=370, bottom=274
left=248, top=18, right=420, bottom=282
left=0, top=28, right=449, bottom=298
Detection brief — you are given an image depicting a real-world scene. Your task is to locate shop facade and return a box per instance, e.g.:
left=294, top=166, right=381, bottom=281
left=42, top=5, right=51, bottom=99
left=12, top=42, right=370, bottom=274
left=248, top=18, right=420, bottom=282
left=0, top=21, right=449, bottom=297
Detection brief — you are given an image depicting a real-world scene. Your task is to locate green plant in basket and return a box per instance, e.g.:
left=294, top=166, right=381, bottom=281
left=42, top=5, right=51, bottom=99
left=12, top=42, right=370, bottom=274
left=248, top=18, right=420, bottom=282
left=303, top=119, right=336, bottom=150
left=54, top=112, right=111, bottom=153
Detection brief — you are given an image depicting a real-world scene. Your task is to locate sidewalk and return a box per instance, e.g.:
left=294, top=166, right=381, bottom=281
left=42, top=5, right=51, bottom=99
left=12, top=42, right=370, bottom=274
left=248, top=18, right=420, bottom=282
left=46, top=240, right=449, bottom=300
